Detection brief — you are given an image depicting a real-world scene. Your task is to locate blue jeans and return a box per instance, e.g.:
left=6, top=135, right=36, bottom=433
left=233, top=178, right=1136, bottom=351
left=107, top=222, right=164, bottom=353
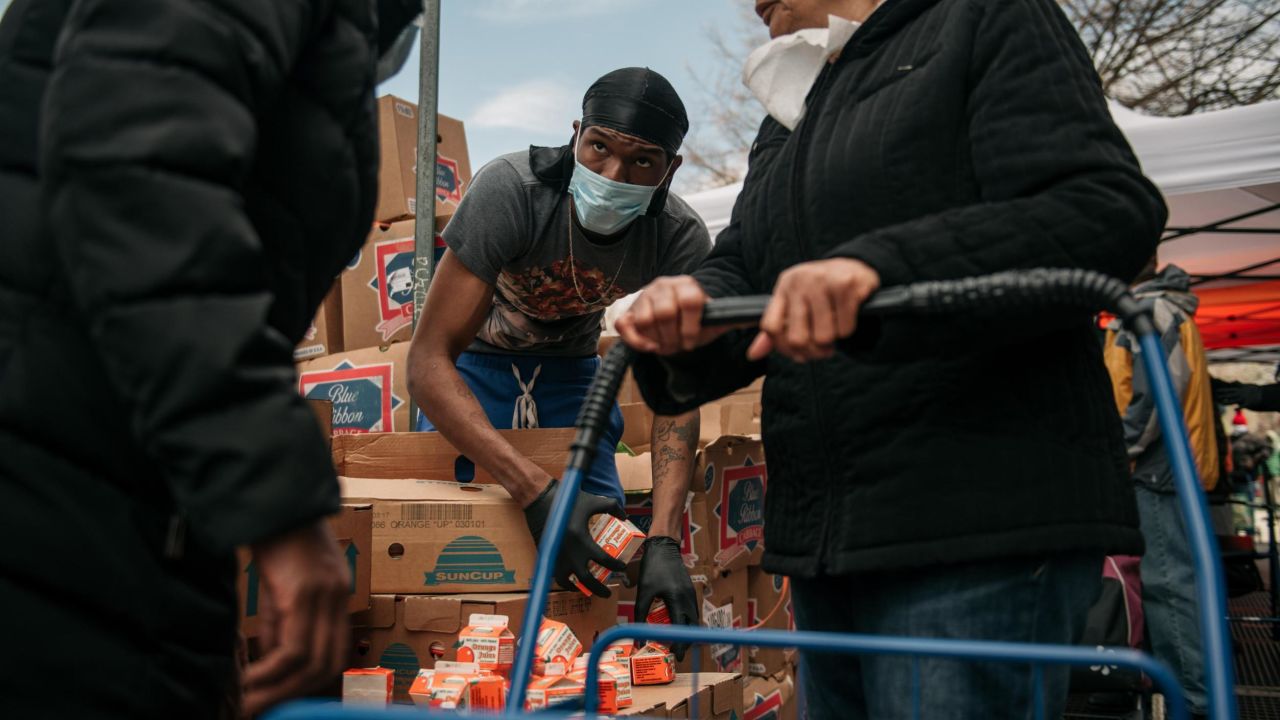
left=1135, top=484, right=1207, bottom=713
left=791, top=553, right=1102, bottom=720
left=416, top=351, right=625, bottom=506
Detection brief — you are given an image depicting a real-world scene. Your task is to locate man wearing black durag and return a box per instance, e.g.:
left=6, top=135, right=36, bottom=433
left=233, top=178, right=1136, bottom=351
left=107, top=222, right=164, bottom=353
left=407, top=68, right=709, bottom=655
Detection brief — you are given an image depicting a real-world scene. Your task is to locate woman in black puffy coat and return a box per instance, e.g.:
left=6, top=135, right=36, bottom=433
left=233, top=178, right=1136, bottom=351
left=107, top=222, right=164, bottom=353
left=617, top=0, right=1167, bottom=717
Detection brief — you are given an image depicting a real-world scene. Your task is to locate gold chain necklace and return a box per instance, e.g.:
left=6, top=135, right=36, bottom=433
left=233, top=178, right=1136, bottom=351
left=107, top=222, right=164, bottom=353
left=567, top=201, right=629, bottom=309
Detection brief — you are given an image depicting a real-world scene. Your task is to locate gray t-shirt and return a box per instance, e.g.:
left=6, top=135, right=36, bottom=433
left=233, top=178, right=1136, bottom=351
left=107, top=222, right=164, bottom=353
left=444, top=150, right=712, bottom=357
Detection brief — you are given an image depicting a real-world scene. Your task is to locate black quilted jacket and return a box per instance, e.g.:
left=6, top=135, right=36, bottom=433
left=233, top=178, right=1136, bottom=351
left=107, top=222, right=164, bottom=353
left=635, top=0, right=1165, bottom=578
left=0, top=0, right=413, bottom=713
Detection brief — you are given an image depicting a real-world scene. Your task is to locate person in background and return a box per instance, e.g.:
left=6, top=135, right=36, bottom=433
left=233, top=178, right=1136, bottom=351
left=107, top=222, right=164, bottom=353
left=1213, top=365, right=1280, bottom=412
left=615, top=0, right=1165, bottom=717
left=1103, top=261, right=1219, bottom=719
left=0, top=0, right=420, bottom=716
left=406, top=68, right=707, bottom=652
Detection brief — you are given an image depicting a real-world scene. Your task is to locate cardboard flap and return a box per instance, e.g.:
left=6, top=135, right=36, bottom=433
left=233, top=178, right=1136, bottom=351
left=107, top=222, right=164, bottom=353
left=402, top=595, right=465, bottom=633
left=340, top=476, right=515, bottom=503
left=699, top=404, right=760, bottom=447
left=330, top=503, right=372, bottom=541
left=332, top=429, right=573, bottom=482
left=616, top=452, right=652, bottom=493
left=355, top=594, right=397, bottom=629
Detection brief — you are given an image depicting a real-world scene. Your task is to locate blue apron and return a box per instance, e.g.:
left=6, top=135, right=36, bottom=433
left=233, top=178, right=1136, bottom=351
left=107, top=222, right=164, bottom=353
left=416, top=351, right=626, bottom=505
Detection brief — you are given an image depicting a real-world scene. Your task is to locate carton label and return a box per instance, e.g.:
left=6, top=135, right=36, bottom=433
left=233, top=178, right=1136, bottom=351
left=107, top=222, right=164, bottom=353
left=436, top=155, right=464, bottom=205
left=394, top=101, right=415, bottom=118
left=299, top=361, right=402, bottom=434
left=719, top=457, right=767, bottom=553
left=704, top=601, right=735, bottom=659
left=745, top=686, right=784, bottom=720
left=424, top=535, right=517, bottom=586
left=370, top=238, right=415, bottom=341
left=630, top=645, right=676, bottom=685
left=536, top=621, right=583, bottom=665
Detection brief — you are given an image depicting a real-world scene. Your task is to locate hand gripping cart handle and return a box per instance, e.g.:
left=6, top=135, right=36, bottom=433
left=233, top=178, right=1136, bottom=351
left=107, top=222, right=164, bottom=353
left=267, top=268, right=1236, bottom=719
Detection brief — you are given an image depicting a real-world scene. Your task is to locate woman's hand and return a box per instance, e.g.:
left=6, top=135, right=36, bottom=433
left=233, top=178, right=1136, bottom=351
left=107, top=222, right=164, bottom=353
left=617, top=275, right=728, bottom=355
left=747, top=258, right=880, bottom=362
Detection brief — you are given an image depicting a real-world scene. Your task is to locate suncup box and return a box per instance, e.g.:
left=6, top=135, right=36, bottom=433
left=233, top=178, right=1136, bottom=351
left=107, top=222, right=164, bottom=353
left=295, top=286, right=343, bottom=361
left=375, top=95, right=472, bottom=222
left=238, top=503, right=373, bottom=638
left=744, top=672, right=797, bottom=720
left=747, top=567, right=796, bottom=678
left=330, top=428, right=573, bottom=483
left=695, top=435, right=768, bottom=571
left=351, top=589, right=616, bottom=703
left=340, top=216, right=449, bottom=351
left=340, top=476, right=534, bottom=594
left=297, top=342, right=410, bottom=434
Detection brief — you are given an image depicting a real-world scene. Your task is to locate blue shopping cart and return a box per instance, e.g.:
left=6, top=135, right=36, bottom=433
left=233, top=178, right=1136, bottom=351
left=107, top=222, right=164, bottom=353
left=268, top=268, right=1237, bottom=719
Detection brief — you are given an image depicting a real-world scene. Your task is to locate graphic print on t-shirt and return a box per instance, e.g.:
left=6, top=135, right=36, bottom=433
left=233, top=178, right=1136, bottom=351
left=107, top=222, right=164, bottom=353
left=496, top=257, right=631, bottom=322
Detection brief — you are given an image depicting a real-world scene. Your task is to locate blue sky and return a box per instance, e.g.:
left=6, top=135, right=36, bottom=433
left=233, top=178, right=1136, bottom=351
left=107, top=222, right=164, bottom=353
left=378, top=0, right=750, bottom=186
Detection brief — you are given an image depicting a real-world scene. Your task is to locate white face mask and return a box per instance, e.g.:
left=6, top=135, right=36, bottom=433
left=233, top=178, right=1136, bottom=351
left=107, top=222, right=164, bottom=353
left=742, top=14, right=861, bottom=131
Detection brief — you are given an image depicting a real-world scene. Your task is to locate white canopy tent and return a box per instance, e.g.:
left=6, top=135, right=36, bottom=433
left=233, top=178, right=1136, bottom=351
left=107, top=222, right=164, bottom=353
left=675, top=100, right=1280, bottom=362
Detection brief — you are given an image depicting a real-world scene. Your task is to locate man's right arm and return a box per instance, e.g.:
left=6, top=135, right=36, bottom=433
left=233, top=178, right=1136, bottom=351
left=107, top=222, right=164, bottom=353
left=406, top=251, right=551, bottom=507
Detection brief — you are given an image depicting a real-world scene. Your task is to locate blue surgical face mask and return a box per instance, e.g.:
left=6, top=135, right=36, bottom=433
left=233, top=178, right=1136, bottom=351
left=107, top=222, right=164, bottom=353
left=567, top=126, right=672, bottom=236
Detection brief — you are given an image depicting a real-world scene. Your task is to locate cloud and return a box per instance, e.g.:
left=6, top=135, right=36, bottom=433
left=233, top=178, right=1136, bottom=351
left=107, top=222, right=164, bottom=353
left=469, top=0, right=639, bottom=22
left=470, top=79, right=578, bottom=136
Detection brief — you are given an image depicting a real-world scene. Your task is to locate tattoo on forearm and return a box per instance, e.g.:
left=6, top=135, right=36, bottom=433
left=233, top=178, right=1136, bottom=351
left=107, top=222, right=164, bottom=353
left=652, top=446, right=685, bottom=482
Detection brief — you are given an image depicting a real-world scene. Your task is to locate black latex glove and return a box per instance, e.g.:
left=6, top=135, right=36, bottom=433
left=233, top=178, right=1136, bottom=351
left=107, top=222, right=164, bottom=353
left=1214, top=383, right=1263, bottom=409
left=633, top=536, right=699, bottom=661
left=523, top=479, right=627, bottom=597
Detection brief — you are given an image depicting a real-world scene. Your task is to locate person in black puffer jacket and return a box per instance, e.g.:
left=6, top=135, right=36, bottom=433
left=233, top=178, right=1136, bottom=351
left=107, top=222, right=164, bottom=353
left=616, top=0, right=1166, bottom=717
left=0, top=0, right=418, bottom=716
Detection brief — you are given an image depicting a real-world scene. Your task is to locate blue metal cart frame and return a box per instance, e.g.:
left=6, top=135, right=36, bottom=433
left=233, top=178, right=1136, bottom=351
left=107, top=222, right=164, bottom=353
left=268, top=269, right=1238, bottom=719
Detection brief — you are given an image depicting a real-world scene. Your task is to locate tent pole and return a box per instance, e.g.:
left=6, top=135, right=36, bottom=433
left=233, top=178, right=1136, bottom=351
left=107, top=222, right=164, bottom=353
left=409, top=0, right=441, bottom=430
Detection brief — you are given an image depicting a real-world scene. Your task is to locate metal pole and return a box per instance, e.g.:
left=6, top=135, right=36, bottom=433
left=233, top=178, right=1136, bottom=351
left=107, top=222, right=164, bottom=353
left=408, top=0, right=441, bottom=429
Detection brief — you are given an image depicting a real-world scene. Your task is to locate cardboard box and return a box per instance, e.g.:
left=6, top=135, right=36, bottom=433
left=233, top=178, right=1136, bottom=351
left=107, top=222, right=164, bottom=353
left=618, top=672, right=744, bottom=718
left=456, top=613, right=514, bottom=673
left=625, top=491, right=711, bottom=569
left=350, top=589, right=616, bottom=702
left=375, top=95, right=472, bottom=222
left=694, top=436, right=768, bottom=571
left=340, top=217, right=448, bottom=350
left=297, top=342, right=411, bottom=434
left=238, top=503, right=373, bottom=637
left=342, top=667, right=394, bottom=707
left=295, top=286, right=344, bottom=361
left=340, top=477, right=534, bottom=594
left=619, top=402, right=654, bottom=452
left=747, top=567, right=796, bottom=678
left=681, top=565, right=749, bottom=675
left=699, top=402, right=760, bottom=446
left=744, top=672, right=797, bottom=720
left=573, top=515, right=646, bottom=595
left=307, top=399, right=334, bottom=449
left=330, top=428, right=573, bottom=482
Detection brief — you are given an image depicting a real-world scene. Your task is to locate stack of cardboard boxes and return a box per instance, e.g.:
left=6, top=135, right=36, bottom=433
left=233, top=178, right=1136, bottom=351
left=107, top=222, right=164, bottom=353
left=602, top=336, right=799, bottom=718
left=293, top=95, right=472, bottom=435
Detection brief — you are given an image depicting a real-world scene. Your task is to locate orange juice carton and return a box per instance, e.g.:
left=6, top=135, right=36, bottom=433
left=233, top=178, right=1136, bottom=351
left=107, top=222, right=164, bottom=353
left=525, top=663, right=585, bottom=711
left=456, top=613, right=515, bottom=673
left=535, top=617, right=583, bottom=666
left=569, top=656, right=633, bottom=712
left=342, top=667, right=394, bottom=706
left=572, top=515, right=646, bottom=595
left=631, top=642, right=677, bottom=685
left=411, top=661, right=507, bottom=711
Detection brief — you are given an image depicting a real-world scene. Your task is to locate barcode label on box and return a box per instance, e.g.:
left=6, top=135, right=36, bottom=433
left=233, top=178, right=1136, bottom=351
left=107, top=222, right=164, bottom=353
left=400, top=504, right=473, bottom=522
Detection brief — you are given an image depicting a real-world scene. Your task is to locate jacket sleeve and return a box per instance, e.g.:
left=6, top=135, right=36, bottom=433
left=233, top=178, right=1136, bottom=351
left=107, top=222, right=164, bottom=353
left=40, top=0, right=346, bottom=553
left=1123, top=299, right=1190, bottom=458
left=825, top=0, right=1166, bottom=290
